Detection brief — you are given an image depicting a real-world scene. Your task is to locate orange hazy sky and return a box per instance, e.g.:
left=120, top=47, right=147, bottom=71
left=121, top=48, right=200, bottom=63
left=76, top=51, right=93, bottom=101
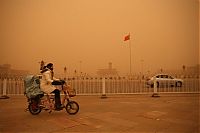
left=0, top=0, right=199, bottom=76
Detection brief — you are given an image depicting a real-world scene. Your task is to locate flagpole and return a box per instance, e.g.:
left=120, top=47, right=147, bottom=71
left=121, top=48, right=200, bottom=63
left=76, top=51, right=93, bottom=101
left=129, top=33, right=132, bottom=76
left=124, top=33, right=132, bottom=77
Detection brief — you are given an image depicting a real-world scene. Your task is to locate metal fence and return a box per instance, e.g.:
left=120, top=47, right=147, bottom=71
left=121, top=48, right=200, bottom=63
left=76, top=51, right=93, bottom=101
left=0, top=77, right=199, bottom=96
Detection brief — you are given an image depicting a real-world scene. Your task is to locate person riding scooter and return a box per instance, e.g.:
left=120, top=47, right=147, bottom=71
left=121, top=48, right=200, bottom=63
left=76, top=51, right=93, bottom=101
left=40, top=63, right=64, bottom=110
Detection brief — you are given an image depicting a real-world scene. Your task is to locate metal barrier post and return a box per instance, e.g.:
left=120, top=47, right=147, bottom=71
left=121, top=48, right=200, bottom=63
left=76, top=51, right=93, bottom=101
left=101, top=77, right=107, bottom=98
left=152, top=77, right=160, bottom=97
left=1, top=78, right=9, bottom=99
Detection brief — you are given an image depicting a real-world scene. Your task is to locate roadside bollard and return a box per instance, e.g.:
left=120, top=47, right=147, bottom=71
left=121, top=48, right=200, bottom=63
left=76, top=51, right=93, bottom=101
left=0, top=78, right=9, bottom=99
left=152, top=77, right=160, bottom=97
left=101, top=77, right=107, bottom=98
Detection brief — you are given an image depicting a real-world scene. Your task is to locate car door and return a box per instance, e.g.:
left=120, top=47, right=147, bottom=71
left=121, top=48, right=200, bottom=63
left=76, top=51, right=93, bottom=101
left=168, top=75, right=175, bottom=87
left=159, top=75, right=171, bottom=87
left=163, top=75, right=171, bottom=87
left=158, top=75, right=165, bottom=87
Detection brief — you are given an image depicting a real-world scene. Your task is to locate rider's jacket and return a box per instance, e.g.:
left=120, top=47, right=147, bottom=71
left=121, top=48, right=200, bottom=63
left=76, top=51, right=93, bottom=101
left=40, top=68, right=60, bottom=94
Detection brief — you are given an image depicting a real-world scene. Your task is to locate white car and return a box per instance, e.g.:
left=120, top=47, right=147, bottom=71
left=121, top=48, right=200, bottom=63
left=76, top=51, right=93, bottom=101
left=146, top=74, right=183, bottom=88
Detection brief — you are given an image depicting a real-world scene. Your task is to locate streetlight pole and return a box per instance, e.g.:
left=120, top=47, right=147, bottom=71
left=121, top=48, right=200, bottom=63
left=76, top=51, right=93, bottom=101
left=79, top=61, right=82, bottom=77
left=64, top=66, right=67, bottom=80
left=38, top=60, right=45, bottom=72
left=141, top=59, right=144, bottom=79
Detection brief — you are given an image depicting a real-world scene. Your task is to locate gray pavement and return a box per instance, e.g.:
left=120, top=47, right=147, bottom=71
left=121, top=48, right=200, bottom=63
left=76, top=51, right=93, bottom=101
left=0, top=94, right=199, bottom=133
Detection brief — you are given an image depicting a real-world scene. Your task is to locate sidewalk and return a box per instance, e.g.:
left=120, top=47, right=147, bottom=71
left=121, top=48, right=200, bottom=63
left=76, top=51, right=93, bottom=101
left=0, top=94, right=199, bottom=133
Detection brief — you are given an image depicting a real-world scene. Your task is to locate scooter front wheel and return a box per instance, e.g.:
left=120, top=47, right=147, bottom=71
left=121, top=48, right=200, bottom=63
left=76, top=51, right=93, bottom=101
left=65, top=101, right=79, bottom=115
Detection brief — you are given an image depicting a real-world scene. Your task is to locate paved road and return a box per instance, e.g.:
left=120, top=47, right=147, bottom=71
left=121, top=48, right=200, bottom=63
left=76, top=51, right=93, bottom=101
left=0, top=94, right=199, bottom=133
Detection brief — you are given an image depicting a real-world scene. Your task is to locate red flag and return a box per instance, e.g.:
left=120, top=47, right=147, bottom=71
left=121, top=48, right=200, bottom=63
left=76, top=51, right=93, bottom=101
left=124, top=34, right=130, bottom=41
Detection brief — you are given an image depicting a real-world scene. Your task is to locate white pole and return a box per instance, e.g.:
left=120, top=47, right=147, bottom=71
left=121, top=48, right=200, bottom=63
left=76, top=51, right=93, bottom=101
left=101, top=77, right=107, bottom=98
left=1, top=78, right=9, bottom=99
left=3, top=78, right=7, bottom=96
left=152, top=77, right=159, bottom=97
left=153, top=78, right=157, bottom=93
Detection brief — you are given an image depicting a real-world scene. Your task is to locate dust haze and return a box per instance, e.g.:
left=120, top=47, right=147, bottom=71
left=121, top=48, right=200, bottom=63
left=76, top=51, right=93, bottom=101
left=0, top=0, right=199, bottom=76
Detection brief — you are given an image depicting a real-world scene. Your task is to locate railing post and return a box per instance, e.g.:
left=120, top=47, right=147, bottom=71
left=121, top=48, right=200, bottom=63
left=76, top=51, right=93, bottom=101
left=152, top=77, right=160, bottom=97
left=101, top=77, right=107, bottom=98
left=0, top=78, right=9, bottom=99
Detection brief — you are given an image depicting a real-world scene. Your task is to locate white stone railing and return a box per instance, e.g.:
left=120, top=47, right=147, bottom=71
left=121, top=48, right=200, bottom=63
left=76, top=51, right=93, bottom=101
left=0, top=77, right=199, bottom=96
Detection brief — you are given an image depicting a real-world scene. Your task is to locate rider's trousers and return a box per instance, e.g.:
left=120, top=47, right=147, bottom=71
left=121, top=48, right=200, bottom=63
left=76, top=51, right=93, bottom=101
left=51, top=89, right=61, bottom=108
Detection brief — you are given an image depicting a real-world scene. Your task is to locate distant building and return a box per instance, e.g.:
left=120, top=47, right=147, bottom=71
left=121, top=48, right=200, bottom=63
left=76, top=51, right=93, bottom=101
left=97, top=62, right=118, bottom=77
left=185, top=64, right=200, bottom=76
left=0, top=64, right=29, bottom=78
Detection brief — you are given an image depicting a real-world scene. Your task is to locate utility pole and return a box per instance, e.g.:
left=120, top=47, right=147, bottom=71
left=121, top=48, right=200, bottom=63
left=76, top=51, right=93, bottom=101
left=64, top=66, right=67, bottom=80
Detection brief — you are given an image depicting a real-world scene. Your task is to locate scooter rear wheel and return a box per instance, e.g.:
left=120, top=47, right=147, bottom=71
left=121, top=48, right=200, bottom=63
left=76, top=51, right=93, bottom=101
left=65, top=101, right=79, bottom=115
left=28, top=102, right=41, bottom=115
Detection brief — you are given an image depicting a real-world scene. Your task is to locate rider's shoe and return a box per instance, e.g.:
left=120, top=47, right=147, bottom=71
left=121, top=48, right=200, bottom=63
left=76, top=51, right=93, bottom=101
left=55, top=108, right=62, bottom=111
left=55, top=105, right=64, bottom=111
left=60, top=104, right=65, bottom=108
